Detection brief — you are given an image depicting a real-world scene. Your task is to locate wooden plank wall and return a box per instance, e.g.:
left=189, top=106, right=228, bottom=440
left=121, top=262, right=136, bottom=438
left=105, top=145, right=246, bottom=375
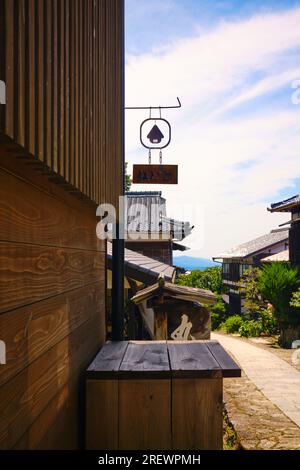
left=0, top=0, right=124, bottom=449
left=0, top=149, right=106, bottom=449
left=0, top=0, right=124, bottom=207
left=125, top=241, right=173, bottom=265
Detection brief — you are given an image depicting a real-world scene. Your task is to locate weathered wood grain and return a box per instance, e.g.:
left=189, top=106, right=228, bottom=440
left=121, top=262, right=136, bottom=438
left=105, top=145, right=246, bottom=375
left=52, top=0, right=58, bottom=174
left=0, top=282, right=105, bottom=387
left=154, top=311, right=168, bottom=340
left=0, top=0, right=124, bottom=451
left=27, top=0, right=36, bottom=156
left=119, top=341, right=170, bottom=379
left=0, top=0, right=5, bottom=132
left=0, top=241, right=104, bottom=313
left=3, top=0, right=14, bottom=138
left=45, top=0, right=52, bottom=168
left=119, top=379, right=171, bottom=450
left=0, top=312, right=102, bottom=449
left=17, top=0, right=25, bottom=147
left=167, top=341, right=222, bottom=378
left=0, top=167, right=104, bottom=251
left=37, top=0, right=44, bottom=162
left=172, top=378, right=223, bottom=450
left=13, top=374, right=80, bottom=450
left=84, top=341, right=241, bottom=450
left=0, top=145, right=107, bottom=448
left=206, top=341, right=241, bottom=377
left=86, top=341, right=128, bottom=379
left=0, top=0, right=124, bottom=206
left=86, top=380, right=119, bottom=450
left=64, top=0, right=70, bottom=182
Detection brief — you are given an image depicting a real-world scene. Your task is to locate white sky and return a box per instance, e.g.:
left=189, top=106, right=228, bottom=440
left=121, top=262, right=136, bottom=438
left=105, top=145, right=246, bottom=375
left=125, top=3, right=300, bottom=258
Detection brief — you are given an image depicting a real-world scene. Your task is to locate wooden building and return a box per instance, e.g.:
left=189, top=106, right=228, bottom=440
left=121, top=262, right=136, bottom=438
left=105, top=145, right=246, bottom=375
left=124, top=191, right=193, bottom=265
left=0, top=0, right=123, bottom=449
left=213, top=229, right=289, bottom=315
left=268, top=195, right=300, bottom=267
left=106, top=242, right=177, bottom=339
left=131, top=275, right=215, bottom=340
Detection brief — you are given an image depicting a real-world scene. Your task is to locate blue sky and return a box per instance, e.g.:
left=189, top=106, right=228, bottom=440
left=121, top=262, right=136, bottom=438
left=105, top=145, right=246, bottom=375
left=126, top=0, right=300, bottom=55
left=125, top=0, right=300, bottom=54
left=125, top=0, right=300, bottom=257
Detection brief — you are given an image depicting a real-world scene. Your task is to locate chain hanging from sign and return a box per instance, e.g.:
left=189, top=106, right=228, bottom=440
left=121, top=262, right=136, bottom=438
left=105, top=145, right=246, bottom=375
left=125, top=97, right=181, bottom=185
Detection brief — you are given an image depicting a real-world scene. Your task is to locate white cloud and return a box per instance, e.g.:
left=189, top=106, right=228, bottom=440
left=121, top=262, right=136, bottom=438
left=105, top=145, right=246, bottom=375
left=126, top=6, right=300, bottom=258
left=214, top=67, right=300, bottom=116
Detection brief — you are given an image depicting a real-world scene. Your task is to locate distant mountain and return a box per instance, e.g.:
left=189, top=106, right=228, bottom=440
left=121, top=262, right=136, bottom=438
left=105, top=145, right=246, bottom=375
left=173, top=256, right=218, bottom=271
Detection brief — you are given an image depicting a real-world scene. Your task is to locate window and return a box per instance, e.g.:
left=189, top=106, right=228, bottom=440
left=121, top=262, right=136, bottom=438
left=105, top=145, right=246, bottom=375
left=222, top=262, right=230, bottom=280
left=239, top=263, right=251, bottom=278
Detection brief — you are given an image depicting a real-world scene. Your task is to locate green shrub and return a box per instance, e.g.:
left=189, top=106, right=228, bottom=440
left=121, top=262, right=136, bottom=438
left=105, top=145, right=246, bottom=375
left=258, top=263, right=300, bottom=328
left=290, top=289, right=300, bottom=308
left=240, top=267, right=265, bottom=319
left=176, top=266, right=223, bottom=294
left=239, top=320, right=262, bottom=338
left=220, top=315, right=244, bottom=333
left=259, top=308, right=278, bottom=335
left=211, top=295, right=227, bottom=330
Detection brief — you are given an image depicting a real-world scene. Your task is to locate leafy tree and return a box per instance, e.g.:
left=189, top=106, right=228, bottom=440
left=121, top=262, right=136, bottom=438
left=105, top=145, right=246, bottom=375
left=240, top=267, right=265, bottom=319
left=290, top=289, right=300, bottom=308
left=257, top=263, right=300, bottom=328
left=125, top=162, right=132, bottom=192
left=176, top=266, right=223, bottom=294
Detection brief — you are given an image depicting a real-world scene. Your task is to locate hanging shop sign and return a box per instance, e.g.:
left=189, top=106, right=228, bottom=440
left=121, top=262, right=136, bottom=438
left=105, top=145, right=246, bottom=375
left=126, top=97, right=181, bottom=185
left=133, top=164, right=178, bottom=185
left=140, top=118, right=171, bottom=150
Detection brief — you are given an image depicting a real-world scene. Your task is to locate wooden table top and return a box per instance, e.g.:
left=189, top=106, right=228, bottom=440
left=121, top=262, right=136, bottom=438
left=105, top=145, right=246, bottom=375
left=86, top=340, right=241, bottom=379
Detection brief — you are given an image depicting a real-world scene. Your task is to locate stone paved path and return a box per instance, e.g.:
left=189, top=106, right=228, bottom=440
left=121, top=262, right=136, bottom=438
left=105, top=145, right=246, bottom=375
left=223, top=372, right=300, bottom=449
left=212, top=333, right=300, bottom=427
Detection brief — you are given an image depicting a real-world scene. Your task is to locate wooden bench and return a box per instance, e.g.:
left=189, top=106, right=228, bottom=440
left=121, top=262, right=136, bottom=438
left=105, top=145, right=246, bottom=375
left=86, top=340, right=241, bottom=450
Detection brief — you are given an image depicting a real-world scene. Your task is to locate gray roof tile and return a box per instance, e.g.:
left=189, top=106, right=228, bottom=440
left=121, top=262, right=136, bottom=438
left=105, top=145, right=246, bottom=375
left=107, top=242, right=176, bottom=282
left=269, top=195, right=300, bottom=212
left=124, top=193, right=193, bottom=241
left=214, top=229, right=289, bottom=260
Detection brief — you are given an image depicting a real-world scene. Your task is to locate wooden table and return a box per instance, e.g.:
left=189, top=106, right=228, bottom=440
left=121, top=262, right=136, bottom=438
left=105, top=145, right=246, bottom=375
left=85, top=340, right=241, bottom=450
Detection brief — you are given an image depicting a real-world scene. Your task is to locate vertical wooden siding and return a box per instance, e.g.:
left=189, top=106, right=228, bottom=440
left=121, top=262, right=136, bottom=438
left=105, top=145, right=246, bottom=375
left=0, top=148, right=106, bottom=449
left=0, top=0, right=124, bottom=449
left=0, top=0, right=124, bottom=206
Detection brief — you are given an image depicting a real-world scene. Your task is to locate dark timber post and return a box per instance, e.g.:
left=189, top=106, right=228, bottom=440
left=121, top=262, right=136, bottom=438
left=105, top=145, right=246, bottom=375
left=111, top=0, right=125, bottom=341
left=112, top=225, right=125, bottom=341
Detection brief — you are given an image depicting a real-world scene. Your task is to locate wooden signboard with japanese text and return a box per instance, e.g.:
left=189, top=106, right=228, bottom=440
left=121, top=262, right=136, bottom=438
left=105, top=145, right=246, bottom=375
left=133, top=164, right=178, bottom=185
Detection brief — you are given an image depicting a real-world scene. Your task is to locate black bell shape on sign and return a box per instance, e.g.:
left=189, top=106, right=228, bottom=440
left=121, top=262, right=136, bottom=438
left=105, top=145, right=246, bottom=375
left=147, top=124, right=164, bottom=144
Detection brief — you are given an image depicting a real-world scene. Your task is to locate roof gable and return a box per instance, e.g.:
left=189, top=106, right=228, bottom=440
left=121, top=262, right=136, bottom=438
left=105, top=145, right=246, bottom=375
left=269, top=195, right=300, bottom=212
left=131, top=275, right=215, bottom=306
left=213, top=228, right=289, bottom=260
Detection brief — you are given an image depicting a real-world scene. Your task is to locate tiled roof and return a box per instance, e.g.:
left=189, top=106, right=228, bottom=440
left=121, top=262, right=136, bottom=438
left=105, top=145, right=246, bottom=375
left=125, top=191, right=162, bottom=197
left=131, top=278, right=215, bottom=306
left=261, top=250, right=289, bottom=262
left=124, top=193, right=193, bottom=241
left=172, top=242, right=190, bottom=251
left=107, top=242, right=176, bottom=283
left=213, top=229, right=289, bottom=260
left=269, top=195, right=300, bottom=212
